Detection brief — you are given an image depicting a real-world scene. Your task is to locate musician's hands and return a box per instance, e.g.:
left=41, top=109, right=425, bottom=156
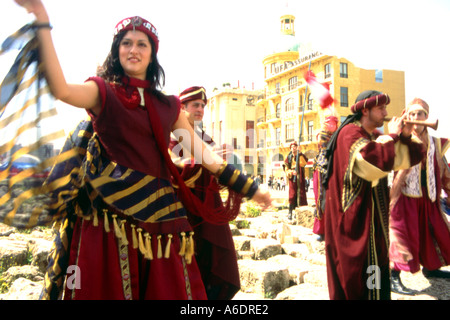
left=388, top=113, right=413, bottom=138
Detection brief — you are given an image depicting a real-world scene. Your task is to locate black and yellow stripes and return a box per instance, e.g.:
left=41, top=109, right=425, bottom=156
left=0, top=24, right=67, bottom=228
left=216, top=162, right=258, bottom=199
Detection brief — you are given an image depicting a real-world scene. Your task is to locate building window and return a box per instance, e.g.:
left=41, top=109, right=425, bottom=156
left=285, top=123, right=295, bottom=142
left=276, top=103, right=281, bottom=118
left=271, top=63, right=276, bottom=73
left=275, top=127, right=281, bottom=146
left=340, top=87, right=348, bottom=107
left=307, top=93, right=313, bottom=110
left=276, top=82, right=280, bottom=94
left=246, top=120, right=254, bottom=148
left=375, top=69, right=383, bottom=83
left=325, top=63, right=331, bottom=78
left=285, top=98, right=295, bottom=112
left=340, top=63, right=348, bottom=78
left=245, top=156, right=253, bottom=164
left=288, top=76, right=298, bottom=90
left=308, top=121, right=314, bottom=141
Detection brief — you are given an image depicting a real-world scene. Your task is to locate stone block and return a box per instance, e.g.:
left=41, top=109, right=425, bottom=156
left=238, top=260, right=290, bottom=298
left=250, top=239, right=282, bottom=260
left=233, top=236, right=252, bottom=251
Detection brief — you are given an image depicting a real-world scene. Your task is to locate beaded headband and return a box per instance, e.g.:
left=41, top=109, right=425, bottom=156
left=114, top=16, right=159, bottom=53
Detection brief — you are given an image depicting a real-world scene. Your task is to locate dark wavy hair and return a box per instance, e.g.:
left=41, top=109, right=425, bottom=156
left=97, top=31, right=166, bottom=99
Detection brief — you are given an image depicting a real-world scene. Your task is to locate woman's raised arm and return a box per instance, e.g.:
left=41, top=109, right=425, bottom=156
left=14, top=0, right=101, bottom=114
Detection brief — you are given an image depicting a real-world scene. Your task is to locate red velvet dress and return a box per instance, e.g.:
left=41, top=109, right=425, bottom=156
left=60, top=77, right=207, bottom=300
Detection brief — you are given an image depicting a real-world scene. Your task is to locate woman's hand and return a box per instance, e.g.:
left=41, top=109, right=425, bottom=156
left=14, top=0, right=49, bottom=21
left=251, top=189, right=273, bottom=211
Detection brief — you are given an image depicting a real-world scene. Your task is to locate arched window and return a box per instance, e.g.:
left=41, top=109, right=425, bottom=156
left=276, top=103, right=281, bottom=118
left=272, top=153, right=284, bottom=161
left=285, top=98, right=295, bottom=112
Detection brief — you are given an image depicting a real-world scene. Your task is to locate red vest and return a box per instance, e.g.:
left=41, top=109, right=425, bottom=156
left=86, top=76, right=180, bottom=180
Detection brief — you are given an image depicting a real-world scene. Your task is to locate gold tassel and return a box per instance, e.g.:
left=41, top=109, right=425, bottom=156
left=112, top=214, right=122, bottom=239
left=164, top=234, right=173, bottom=259
left=93, top=209, right=98, bottom=227
left=137, top=228, right=146, bottom=255
left=145, top=233, right=153, bottom=260
left=103, top=209, right=110, bottom=233
left=157, top=235, right=163, bottom=259
left=179, top=232, right=186, bottom=256
left=120, top=220, right=128, bottom=245
left=131, top=224, right=138, bottom=249
left=185, top=232, right=195, bottom=264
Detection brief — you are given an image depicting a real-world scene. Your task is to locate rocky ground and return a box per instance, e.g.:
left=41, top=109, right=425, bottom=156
left=231, top=206, right=450, bottom=300
left=0, top=201, right=449, bottom=300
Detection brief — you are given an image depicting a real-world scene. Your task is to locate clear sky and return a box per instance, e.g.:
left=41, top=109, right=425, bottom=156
left=1, top=0, right=450, bottom=140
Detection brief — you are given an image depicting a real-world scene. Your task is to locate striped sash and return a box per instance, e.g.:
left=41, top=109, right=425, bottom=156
left=45, top=119, right=188, bottom=226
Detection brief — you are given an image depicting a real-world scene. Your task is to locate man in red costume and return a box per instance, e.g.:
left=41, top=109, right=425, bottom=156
left=169, top=86, right=240, bottom=300
left=284, top=142, right=308, bottom=220
left=389, top=98, right=450, bottom=295
left=323, top=90, right=425, bottom=300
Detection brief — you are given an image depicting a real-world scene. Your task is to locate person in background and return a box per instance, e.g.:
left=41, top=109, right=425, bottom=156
left=283, top=142, right=308, bottom=220
left=312, top=115, right=338, bottom=241
left=169, top=86, right=240, bottom=300
left=389, top=98, right=450, bottom=296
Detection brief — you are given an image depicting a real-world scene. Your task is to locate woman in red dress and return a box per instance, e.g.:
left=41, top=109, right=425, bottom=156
left=12, top=0, right=271, bottom=300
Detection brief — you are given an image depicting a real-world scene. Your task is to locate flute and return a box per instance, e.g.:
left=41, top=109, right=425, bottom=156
left=383, top=118, right=439, bottom=130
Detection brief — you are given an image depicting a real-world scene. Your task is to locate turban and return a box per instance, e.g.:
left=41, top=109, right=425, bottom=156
left=179, top=86, right=207, bottom=104
left=350, top=90, right=390, bottom=113
left=406, top=98, right=429, bottom=116
left=114, top=16, right=159, bottom=53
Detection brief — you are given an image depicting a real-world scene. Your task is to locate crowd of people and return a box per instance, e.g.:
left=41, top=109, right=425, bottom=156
left=267, top=176, right=286, bottom=191
left=1, top=0, right=448, bottom=301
